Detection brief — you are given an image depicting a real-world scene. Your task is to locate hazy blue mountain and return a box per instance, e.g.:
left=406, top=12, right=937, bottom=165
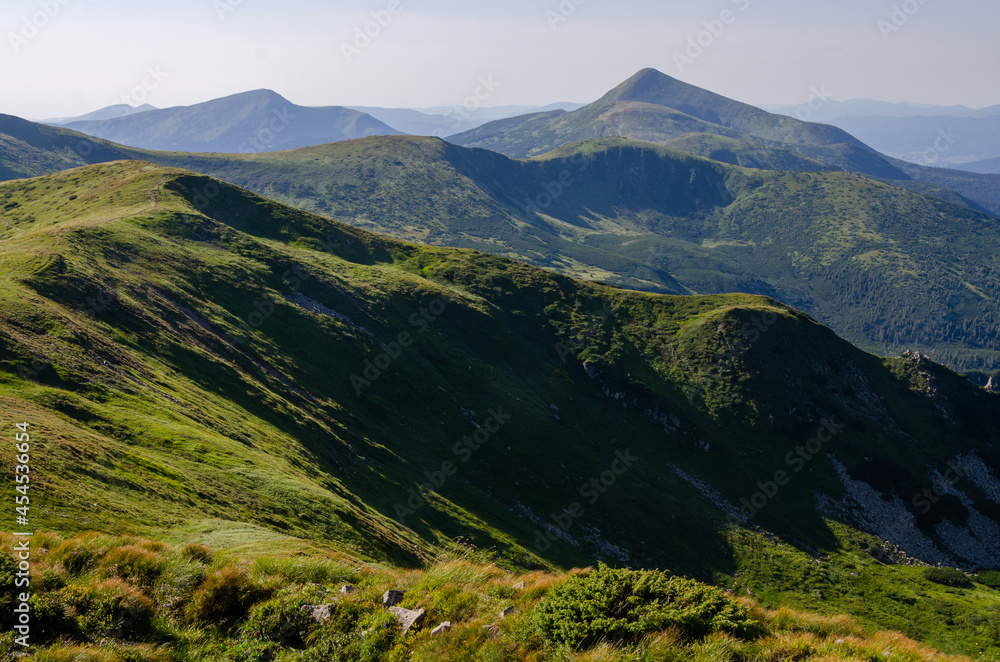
left=59, top=89, right=402, bottom=153
left=348, top=102, right=587, bottom=137
left=41, top=103, right=158, bottom=125
left=761, top=99, right=993, bottom=123
left=827, top=114, right=1000, bottom=170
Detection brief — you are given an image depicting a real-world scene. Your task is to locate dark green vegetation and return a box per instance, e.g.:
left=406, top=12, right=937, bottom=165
left=0, top=532, right=989, bottom=661
left=533, top=564, right=760, bottom=647
left=58, top=89, right=402, bottom=153
left=2, top=163, right=1000, bottom=657
left=112, top=137, right=1000, bottom=372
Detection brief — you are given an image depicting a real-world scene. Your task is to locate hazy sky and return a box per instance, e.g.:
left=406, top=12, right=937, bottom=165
left=2, top=0, right=999, bottom=119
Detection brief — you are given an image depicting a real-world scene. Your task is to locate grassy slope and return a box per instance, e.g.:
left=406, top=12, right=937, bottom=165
left=3, top=163, right=1000, bottom=656
left=114, top=137, right=1000, bottom=372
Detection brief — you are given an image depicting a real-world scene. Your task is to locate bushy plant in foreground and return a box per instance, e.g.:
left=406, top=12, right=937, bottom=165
left=187, top=565, right=271, bottom=632
left=533, top=564, right=762, bottom=648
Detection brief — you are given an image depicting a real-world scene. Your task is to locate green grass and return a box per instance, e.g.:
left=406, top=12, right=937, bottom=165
left=1, top=162, right=1000, bottom=658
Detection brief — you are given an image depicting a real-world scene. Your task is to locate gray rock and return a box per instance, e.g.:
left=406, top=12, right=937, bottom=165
left=389, top=606, right=426, bottom=633
left=382, top=589, right=405, bottom=607
left=430, top=621, right=452, bottom=635
left=500, top=606, right=517, bottom=618
left=339, top=584, right=355, bottom=594
left=302, top=604, right=334, bottom=623
left=513, top=581, right=525, bottom=590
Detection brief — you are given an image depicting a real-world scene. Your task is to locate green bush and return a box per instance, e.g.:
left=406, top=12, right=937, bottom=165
left=61, top=578, right=154, bottom=639
left=188, top=566, right=271, bottom=631
left=242, top=595, right=316, bottom=647
left=99, top=545, right=166, bottom=589
left=976, top=569, right=1000, bottom=590
left=534, top=564, right=762, bottom=648
left=923, top=567, right=972, bottom=588
left=29, top=592, right=78, bottom=642
left=179, top=543, right=214, bottom=565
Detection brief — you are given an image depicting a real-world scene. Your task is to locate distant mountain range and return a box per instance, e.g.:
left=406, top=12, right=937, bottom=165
left=52, top=89, right=403, bottom=153
left=764, top=99, right=1000, bottom=172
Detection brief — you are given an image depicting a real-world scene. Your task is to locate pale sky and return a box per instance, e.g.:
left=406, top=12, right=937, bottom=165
left=2, top=0, right=999, bottom=119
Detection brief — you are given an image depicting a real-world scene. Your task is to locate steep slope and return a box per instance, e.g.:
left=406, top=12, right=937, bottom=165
left=58, top=89, right=403, bottom=152
left=121, top=136, right=1000, bottom=373
left=3, top=162, right=1000, bottom=656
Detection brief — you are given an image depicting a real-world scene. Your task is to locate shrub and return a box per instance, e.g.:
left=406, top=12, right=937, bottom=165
left=242, top=595, right=316, bottom=647
left=99, top=545, right=166, bottom=589
left=179, top=543, right=214, bottom=565
left=188, top=566, right=271, bottom=631
left=53, top=534, right=116, bottom=576
left=533, top=564, right=762, bottom=648
left=923, top=567, right=972, bottom=588
left=29, top=592, right=78, bottom=642
left=976, top=569, right=1000, bottom=590
left=62, top=578, right=154, bottom=639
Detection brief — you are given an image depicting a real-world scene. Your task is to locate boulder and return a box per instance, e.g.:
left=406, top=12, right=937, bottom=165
left=389, top=606, right=426, bottom=634
left=500, top=606, right=517, bottom=618
left=382, top=589, right=405, bottom=607
left=430, top=621, right=452, bottom=636
left=302, top=604, right=334, bottom=623
left=339, top=584, right=355, bottom=594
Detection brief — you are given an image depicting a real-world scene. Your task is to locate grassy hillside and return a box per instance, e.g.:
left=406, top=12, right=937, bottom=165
left=105, top=137, right=1000, bottom=373
left=3, top=163, right=1000, bottom=657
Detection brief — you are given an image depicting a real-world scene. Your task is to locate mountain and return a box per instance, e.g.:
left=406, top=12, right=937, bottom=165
left=4, top=114, right=1000, bottom=372
left=349, top=102, right=586, bottom=137
left=40, top=102, right=158, bottom=125
left=57, top=89, right=403, bottom=152
left=449, top=69, right=909, bottom=178
left=2, top=161, right=1000, bottom=657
